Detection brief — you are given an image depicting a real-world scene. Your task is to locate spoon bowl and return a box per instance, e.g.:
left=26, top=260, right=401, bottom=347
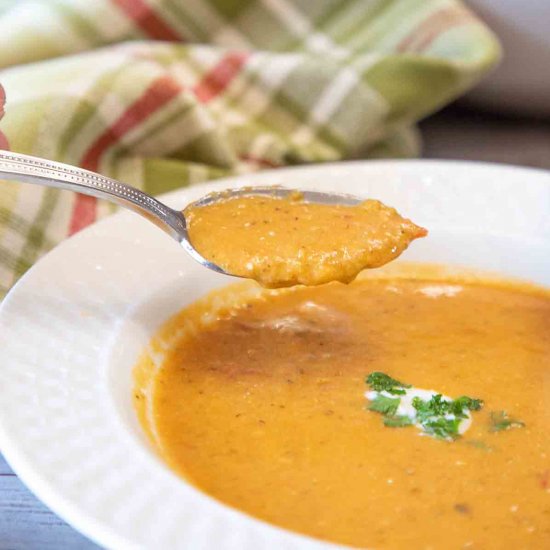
left=187, top=185, right=362, bottom=208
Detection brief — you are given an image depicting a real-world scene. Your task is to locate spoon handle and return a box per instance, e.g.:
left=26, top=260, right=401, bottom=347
left=0, top=150, right=187, bottom=241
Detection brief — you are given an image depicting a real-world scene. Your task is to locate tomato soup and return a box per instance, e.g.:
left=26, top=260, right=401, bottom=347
left=135, top=266, right=550, bottom=550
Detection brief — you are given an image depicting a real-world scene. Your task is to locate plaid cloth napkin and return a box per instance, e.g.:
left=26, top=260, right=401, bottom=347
left=0, top=0, right=499, bottom=297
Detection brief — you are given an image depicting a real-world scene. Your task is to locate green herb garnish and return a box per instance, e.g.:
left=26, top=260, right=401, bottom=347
left=366, top=373, right=525, bottom=441
left=451, top=396, right=483, bottom=414
left=413, top=394, right=449, bottom=418
left=489, top=410, right=525, bottom=432
left=383, top=415, right=414, bottom=428
left=465, top=439, right=493, bottom=451
left=412, top=394, right=483, bottom=440
left=366, top=372, right=411, bottom=395
left=412, top=394, right=483, bottom=421
left=365, top=372, right=483, bottom=441
left=368, top=394, right=400, bottom=415
left=422, top=416, right=462, bottom=439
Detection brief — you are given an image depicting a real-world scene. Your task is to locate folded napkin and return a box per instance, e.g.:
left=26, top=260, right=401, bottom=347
left=0, top=0, right=499, bottom=297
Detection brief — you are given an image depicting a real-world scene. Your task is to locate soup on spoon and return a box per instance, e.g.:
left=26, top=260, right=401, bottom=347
left=185, top=190, right=427, bottom=287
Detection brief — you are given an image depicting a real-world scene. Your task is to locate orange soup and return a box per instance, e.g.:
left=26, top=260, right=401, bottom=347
left=135, top=266, right=550, bottom=549
left=185, top=195, right=426, bottom=287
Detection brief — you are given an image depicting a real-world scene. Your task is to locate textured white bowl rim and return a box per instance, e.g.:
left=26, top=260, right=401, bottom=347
left=0, top=160, right=548, bottom=550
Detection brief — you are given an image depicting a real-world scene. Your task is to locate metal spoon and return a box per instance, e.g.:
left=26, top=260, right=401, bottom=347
left=0, top=150, right=361, bottom=277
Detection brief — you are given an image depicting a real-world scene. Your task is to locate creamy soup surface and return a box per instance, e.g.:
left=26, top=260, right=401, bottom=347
left=135, top=267, right=550, bottom=550
left=185, top=194, right=426, bottom=287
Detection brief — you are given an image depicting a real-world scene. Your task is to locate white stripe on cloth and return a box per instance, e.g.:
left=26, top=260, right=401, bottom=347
left=261, top=0, right=311, bottom=36
left=345, top=0, right=434, bottom=52
left=163, top=61, right=199, bottom=89
left=62, top=57, right=167, bottom=168
left=291, top=66, right=360, bottom=146
left=307, top=68, right=359, bottom=126
left=247, top=133, right=279, bottom=160
left=187, top=45, right=229, bottom=73
left=123, top=101, right=218, bottom=157
left=62, top=91, right=127, bottom=170
left=68, top=0, right=135, bottom=41
left=290, top=53, right=388, bottom=149
left=315, top=1, right=380, bottom=52
left=247, top=51, right=303, bottom=89
left=211, top=25, right=253, bottom=50
left=2, top=1, right=92, bottom=51
left=0, top=49, right=130, bottom=107
left=350, top=52, right=383, bottom=72
left=206, top=52, right=304, bottom=130
left=260, top=0, right=348, bottom=57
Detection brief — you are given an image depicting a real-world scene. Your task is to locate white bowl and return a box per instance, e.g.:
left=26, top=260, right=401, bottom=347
left=0, top=160, right=548, bottom=549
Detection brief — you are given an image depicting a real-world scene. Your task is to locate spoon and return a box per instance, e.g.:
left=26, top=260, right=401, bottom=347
left=0, top=150, right=361, bottom=277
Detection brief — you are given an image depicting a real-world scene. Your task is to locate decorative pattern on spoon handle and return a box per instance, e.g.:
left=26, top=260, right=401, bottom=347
left=0, top=150, right=187, bottom=241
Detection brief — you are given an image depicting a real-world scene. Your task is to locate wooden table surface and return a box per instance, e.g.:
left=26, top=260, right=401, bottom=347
left=1, top=106, right=549, bottom=550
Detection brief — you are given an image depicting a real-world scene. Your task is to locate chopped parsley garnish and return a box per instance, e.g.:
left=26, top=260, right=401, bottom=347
left=411, top=393, right=483, bottom=440
left=422, top=416, right=462, bottom=440
left=365, top=372, right=524, bottom=442
left=452, top=396, right=483, bottom=414
left=466, top=440, right=492, bottom=451
left=366, top=372, right=411, bottom=395
left=383, top=415, right=414, bottom=428
left=489, top=410, right=525, bottom=432
left=368, top=394, right=400, bottom=415
left=413, top=394, right=449, bottom=418
left=414, top=394, right=483, bottom=421
left=365, top=371, right=483, bottom=441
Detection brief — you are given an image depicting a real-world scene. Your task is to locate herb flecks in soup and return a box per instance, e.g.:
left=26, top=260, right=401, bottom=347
left=134, top=268, right=550, bottom=550
left=185, top=194, right=426, bottom=287
left=489, top=410, right=526, bottom=432
left=365, top=372, right=484, bottom=440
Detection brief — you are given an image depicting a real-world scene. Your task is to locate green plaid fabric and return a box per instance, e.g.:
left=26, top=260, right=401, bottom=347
left=0, top=0, right=499, bottom=297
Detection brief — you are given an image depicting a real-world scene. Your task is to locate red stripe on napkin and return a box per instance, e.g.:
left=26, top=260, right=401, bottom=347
left=68, top=195, right=97, bottom=236
left=111, top=0, right=182, bottom=41
left=70, top=53, right=248, bottom=235
left=70, top=75, right=183, bottom=235
left=81, top=75, right=181, bottom=172
left=397, top=7, right=472, bottom=53
left=193, top=52, right=249, bottom=103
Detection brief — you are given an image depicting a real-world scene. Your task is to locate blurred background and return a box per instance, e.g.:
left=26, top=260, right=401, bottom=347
left=422, top=0, right=550, bottom=169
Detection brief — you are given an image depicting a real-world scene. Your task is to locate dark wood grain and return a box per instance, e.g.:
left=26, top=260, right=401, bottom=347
left=0, top=473, right=100, bottom=549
